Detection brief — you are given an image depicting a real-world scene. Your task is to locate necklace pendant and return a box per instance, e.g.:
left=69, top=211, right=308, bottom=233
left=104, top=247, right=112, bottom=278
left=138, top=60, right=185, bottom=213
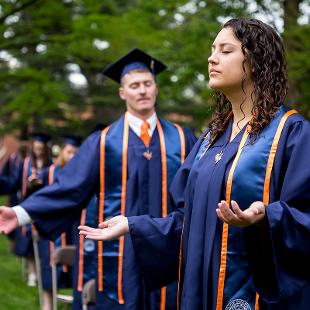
left=214, top=150, right=223, bottom=164
left=143, top=151, right=152, bottom=160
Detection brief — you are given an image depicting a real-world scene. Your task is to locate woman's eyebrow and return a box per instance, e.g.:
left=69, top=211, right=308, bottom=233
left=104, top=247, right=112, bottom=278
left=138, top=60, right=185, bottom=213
left=211, top=42, right=237, bottom=48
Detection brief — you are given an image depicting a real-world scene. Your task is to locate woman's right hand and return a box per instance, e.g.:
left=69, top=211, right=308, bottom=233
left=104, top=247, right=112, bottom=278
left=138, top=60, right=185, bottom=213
left=78, top=215, right=129, bottom=241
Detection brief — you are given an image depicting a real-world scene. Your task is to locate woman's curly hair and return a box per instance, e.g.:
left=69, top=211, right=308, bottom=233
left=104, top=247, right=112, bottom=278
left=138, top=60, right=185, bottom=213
left=208, top=18, right=288, bottom=141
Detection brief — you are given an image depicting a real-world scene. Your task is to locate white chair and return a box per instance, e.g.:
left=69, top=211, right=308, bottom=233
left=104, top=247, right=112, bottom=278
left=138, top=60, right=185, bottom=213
left=32, top=231, right=43, bottom=309
left=82, top=278, right=96, bottom=310
left=51, top=245, right=76, bottom=310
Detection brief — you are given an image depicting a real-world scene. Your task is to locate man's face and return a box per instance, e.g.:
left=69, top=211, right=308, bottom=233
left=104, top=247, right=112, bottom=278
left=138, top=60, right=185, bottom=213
left=119, top=71, right=158, bottom=118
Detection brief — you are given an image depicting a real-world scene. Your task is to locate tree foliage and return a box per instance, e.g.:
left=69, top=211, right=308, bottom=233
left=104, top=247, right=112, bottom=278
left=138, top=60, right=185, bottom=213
left=0, top=0, right=308, bottom=139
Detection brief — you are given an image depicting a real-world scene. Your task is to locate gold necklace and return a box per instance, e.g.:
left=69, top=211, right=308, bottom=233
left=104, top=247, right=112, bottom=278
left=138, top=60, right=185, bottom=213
left=214, top=118, right=251, bottom=164
left=231, top=124, right=242, bottom=140
left=231, top=117, right=252, bottom=140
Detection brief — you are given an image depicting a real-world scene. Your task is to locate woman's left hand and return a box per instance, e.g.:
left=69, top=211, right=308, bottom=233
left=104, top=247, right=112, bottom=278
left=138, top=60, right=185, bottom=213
left=216, top=200, right=265, bottom=227
left=78, top=215, right=129, bottom=241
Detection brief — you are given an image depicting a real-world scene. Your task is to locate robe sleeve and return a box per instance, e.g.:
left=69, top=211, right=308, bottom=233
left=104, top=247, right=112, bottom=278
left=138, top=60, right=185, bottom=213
left=21, top=132, right=101, bottom=240
left=128, top=211, right=184, bottom=290
left=128, top=137, right=202, bottom=290
left=243, top=118, right=310, bottom=302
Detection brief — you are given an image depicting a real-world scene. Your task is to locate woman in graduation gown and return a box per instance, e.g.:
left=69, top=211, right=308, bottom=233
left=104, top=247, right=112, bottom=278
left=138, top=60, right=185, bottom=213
left=14, top=133, right=52, bottom=287
left=79, top=18, right=310, bottom=309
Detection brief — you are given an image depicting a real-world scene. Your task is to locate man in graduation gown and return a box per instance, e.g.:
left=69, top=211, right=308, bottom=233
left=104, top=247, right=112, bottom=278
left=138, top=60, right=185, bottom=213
left=0, top=48, right=197, bottom=309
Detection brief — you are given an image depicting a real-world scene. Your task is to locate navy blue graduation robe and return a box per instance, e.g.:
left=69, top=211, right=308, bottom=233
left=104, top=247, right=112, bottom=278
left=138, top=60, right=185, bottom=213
left=127, top=109, right=310, bottom=309
left=20, top=116, right=197, bottom=309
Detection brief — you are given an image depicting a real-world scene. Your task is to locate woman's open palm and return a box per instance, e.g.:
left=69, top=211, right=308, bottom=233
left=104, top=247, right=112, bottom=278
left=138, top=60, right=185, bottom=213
left=78, top=215, right=129, bottom=240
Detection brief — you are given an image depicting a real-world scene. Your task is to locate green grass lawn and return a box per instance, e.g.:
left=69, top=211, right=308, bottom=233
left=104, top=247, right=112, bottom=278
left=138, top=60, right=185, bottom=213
left=0, top=234, right=39, bottom=309
left=0, top=196, right=72, bottom=310
left=0, top=195, right=38, bottom=309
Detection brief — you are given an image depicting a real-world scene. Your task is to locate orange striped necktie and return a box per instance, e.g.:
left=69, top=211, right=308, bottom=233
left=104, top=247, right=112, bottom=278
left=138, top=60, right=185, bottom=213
left=140, top=120, right=150, bottom=147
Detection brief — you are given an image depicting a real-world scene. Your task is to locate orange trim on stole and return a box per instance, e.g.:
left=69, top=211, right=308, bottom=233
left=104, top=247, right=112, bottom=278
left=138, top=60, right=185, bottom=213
left=48, top=164, right=56, bottom=185
left=254, top=294, right=260, bottom=310
left=160, top=287, right=167, bottom=310
left=156, top=121, right=168, bottom=218
left=77, top=209, right=86, bottom=291
left=156, top=121, right=168, bottom=310
left=98, top=126, right=110, bottom=292
left=263, top=109, right=297, bottom=205
left=216, top=127, right=250, bottom=310
left=117, top=114, right=129, bottom=305
left=47, top=164, right=56, bottom=268
left=48, top=165, right=56, bottom=267
left=174, top=124, right=186, bottom=164
left=48, top=164, right=56, bottom=267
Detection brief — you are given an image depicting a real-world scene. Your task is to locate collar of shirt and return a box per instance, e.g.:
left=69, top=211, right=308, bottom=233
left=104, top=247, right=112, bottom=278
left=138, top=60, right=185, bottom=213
left=127, top=111, right=157, bottom=137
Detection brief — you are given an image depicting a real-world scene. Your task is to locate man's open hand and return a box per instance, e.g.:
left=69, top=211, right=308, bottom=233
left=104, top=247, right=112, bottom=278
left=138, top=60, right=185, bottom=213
left=0, top=206, right=19, bottom=234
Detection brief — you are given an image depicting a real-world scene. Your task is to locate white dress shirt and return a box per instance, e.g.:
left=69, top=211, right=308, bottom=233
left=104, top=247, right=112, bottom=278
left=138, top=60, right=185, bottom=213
left=127, top=111, right=157, bottom=138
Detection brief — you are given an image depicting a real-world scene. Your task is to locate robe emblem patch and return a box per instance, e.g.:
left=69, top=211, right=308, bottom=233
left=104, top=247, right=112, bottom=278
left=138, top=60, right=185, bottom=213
left=225, top=299, right=251, bottom=310
left=84, top=239, right=96, bottom=252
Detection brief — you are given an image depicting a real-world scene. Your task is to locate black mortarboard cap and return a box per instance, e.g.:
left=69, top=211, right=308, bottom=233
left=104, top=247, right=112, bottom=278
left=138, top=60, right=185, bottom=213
left=103, top=48, right=167, bottom=83
left=31, top=133, right=51, bottom=143
left=63, top=135, right=82, bottom=147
